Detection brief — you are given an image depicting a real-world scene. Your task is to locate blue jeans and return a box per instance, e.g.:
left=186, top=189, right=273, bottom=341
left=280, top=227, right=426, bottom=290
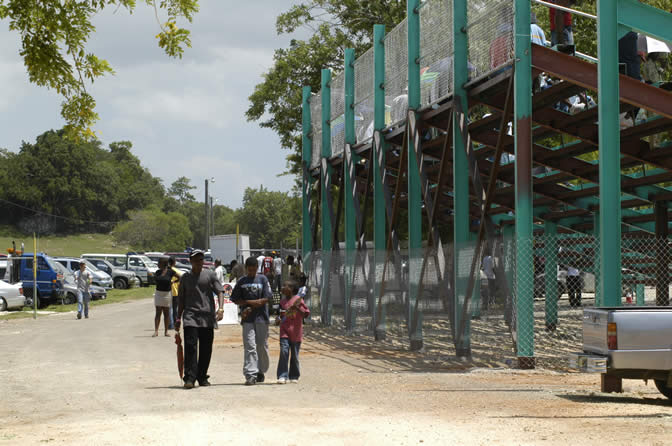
left=77, top=290, right=91, bottom=317
left=551, top=26, right=574, bottom=46
left=277, top=338, right=301, bottom=380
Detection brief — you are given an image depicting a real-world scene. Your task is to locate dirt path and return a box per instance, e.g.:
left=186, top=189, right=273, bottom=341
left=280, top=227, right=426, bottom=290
left=1, top=299, right=670, bottom=445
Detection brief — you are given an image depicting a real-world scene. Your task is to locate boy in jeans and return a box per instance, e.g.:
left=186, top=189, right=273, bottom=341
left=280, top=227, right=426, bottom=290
left=276, top=280, right=310, bottom=384
left=231, top=257, right=273, bottom=386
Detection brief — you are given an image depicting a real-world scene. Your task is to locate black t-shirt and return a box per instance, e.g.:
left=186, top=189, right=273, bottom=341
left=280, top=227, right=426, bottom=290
left=155, top=268, right=176, bottom=292
left=231, top=274, right=272, bottom=323
left=178, top=270, right=223, bottom=328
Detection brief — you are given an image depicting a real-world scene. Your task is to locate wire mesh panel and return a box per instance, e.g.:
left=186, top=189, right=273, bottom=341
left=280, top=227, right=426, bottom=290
left=354, top=48, right=375, bottom=144
left=466, top=0, right=514, bottom=78
left=310, top=93, right=322, bottom=169
left=385, top=19, right=408, bottom=127
left=331, top=72, right=346, bottom=156
left=419, top=0, right=454, bottom=108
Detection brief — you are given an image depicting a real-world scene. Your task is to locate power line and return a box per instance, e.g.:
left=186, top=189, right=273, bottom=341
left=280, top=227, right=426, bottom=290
left=0, top=197, right=120, bottom=226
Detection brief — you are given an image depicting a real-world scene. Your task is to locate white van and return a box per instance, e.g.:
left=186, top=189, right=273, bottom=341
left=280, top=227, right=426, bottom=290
left=81, top=254, right=155, bottom=286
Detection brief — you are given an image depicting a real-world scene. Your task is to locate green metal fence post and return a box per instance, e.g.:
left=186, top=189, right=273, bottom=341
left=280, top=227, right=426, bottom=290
left=514, top=0, right=535, bottom=368
left=321, top=69, right=333, bottom=325
left=407, top=0, right=423, bottom=351
left=593, top=212, right=601, bottom=307
left=302, top=87, right=313, bottom=270
left=452, top=0, right=471, bottom=358
left=344, top=48, right=357, bottom=331
left=597, top=0, right=622, bottom=307
left=373, top=24, right=387, bottom=340
left=544, top=221, right=558, bottom=331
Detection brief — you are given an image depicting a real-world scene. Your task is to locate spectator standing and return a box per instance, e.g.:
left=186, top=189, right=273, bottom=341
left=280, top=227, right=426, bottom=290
left=273, top=254, right=283, bottom=293
left=175, top=250, right=225, bottom=389
left=231, top=257, right=273, bottom=386
left=169, top=257, right=183, bottom=329
left=263, top=253, right=274, bottom=282
left=74, top=260, right=93, bottom=320
left=229, top=259, right=244, bottom=283
left=276, top=280, right=310, bottom=384
left=256, top=253, right=265, bottom=275
left=153, top=257, right=176, bottom=337
left=567, top=266, right=582, bottom=308
left=214, top=259, right=225, bottom=286
left=549, top=0, right=574, bottom=46
left=531, top=12, right=547, bottom=46
left=481, top=255, right=497, bottom=309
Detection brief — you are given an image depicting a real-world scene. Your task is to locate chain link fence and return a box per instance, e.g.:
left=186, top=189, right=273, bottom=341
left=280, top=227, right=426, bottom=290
left=310, top=93, right=322, bottom=169
left=304, top=234, right=672, bottom=370
left=331, top=72, right=346, bottom=157
left=354, top=48, right=375, bottom=144
left=419, top=0, right=454, bottom=108
left=385, top=19, right=409, bottom=127
left=466, top=0, right=514, bottom=81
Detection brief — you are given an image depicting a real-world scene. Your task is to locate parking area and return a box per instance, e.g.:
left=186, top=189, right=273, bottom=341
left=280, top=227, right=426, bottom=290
left=1, top=298, right=671, bottom=445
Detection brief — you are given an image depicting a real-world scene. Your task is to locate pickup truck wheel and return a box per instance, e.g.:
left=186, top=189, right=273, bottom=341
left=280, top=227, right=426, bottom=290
left=0, top=298, right=7, bottom=312
left=65, top=292, right=78, bottom=305
left=113, top=278, right=127, bottom=289
left=654, top=380, right=672, bottom=399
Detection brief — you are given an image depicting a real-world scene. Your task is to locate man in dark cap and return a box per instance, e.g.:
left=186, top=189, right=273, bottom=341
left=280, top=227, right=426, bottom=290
left=175, top=249, right=225, bottom=389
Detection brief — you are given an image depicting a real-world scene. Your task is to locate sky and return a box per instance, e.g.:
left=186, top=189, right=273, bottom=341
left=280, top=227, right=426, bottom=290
left=0, top=1, right=307, bottom=209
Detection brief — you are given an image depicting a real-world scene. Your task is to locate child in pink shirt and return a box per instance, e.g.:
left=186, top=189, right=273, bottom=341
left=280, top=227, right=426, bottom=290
left=276, top=280, right=310, bottom=384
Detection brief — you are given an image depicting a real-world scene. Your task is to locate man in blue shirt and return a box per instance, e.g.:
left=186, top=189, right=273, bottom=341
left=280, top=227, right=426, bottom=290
left=231, top=256, right=273, bottom=386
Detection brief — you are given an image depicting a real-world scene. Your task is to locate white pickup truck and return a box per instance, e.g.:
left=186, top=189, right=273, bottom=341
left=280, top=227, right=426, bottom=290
left=570, top=307, right=672, bottom=400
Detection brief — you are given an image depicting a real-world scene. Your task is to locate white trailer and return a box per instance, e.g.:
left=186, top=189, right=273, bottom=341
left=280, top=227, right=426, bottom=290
left=210, top=234, right=250, bottom=266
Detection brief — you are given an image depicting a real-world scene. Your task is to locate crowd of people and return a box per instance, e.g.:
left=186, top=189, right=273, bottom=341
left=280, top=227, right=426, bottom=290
left=150, top=250, right=309, bottom=389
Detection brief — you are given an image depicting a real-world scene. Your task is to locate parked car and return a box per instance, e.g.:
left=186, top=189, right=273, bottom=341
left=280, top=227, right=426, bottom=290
left=2, top=253, right=62, bottom=308
left=52, top=262, right=107, bottom=304
left=86, top=258, right=139, bottom=289
left=0, top=279, right=25, bottom=311
left=81, top=254, right=156, bottom=286
left=52, top=257, right=113, bottom=289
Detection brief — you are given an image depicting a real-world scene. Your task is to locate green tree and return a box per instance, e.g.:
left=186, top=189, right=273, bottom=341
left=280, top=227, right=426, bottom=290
left=246, top=1, right=406, bottom=177
left=112, top=208, right=192, bottom=251
left=168, top=176, right=197, bottom=204
left=236, top=186, right=301, bottom=248
left=0, top=0, right=199, bottom=139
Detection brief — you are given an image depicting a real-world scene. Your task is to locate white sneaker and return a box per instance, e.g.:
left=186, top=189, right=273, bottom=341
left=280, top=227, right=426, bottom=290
left=289, top=379, right=299, bottom=384
left=277, top=377, right=287, bottom=384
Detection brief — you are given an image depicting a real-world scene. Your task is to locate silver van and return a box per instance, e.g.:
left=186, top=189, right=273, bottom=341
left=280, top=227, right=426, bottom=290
left=53, top=257, right=113, bottom=289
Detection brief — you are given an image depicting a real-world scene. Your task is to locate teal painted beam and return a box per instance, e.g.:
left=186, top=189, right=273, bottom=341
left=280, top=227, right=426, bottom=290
left=544, top=221, right=559, bottom=331
left=514, top=0, right=535, bottom=367
left=321, top=68, right=333, bottom=324
left=302, top=86, right=313, bottom=264
left=597, top=0, right=623, bottom=307
left=452, top=0, right=471, bottom=358
left=407, top=1, right=423, bottom=349
left=618, top=0, right=672, bottom=44
left=593, top=212, right=602, bottom=306
left=344, top=48, right=356, bottom=330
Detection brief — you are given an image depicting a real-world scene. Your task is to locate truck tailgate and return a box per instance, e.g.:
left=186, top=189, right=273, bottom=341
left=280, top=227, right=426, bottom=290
left=583, top=308, right=609, bottom=355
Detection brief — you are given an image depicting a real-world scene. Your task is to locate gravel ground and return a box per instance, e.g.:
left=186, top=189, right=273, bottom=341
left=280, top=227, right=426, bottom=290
left=1, top=298, right=671, bottom=445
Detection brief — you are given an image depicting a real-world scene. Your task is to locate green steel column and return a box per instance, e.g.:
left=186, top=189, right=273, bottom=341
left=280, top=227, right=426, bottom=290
left=636, top=284, right=645, bottom=306
left=302, top=87, right=313, bottom=267
left=593, top=212, right=601, bottom=306
left=344, top=48, right=356, bottom=330
left=407, top=0, right=423, bottom=350
left=373, top=24, right=387, bottom=340
left=452, top=0, right=471, bottom=357
left=597, top=0, right=622, bottom=307
left=514, top=0, right=535, bottom=368
left=321, top=69, right=333, bottom=325
left=544, top=221, right=558, bottom=331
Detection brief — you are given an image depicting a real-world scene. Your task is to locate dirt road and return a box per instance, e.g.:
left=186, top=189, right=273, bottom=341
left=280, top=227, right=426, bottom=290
left=1, top=299, right=670, bottom=445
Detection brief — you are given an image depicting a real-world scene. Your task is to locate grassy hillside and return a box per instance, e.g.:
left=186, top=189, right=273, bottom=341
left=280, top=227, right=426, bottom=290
left=0, top=231, right=130, bottom=258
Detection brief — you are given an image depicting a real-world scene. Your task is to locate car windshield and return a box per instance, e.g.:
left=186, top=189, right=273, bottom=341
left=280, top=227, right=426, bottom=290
left=52, top=262, right=75, bottom=284
left=82, top=259, right=101, bottom=272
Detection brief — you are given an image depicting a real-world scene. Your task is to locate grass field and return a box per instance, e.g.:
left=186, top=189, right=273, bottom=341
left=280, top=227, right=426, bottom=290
left=0, top=286, right=151, bottom=320
left=0, top=231, right=129, bottom=258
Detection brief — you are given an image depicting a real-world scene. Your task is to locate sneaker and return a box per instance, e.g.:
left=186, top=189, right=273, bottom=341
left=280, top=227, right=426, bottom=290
left=85, top=315, right=89, bottom=319
left=256, top=373, right=265, bottom=383
left=289, top=379, right=299, bottom=384
left=277, top=377, right=287, bottom=384
left=245, top=376, right=257, bottom=386
left=184, top=381, right=195, bottom=389
left=198, top=379, right=211, bottom=387
left=77, top=313, right=82, bottom=320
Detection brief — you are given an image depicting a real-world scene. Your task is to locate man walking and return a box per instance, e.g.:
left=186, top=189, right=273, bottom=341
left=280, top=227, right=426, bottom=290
left=481, top=254, right=496, bottom=310
left=272, top=254, right=283, bottom=293
left=175, top=250, right=225, bottom=389
left=74, top=260, right=93, bottom=319
left=231, top=257, right=273, bottom=386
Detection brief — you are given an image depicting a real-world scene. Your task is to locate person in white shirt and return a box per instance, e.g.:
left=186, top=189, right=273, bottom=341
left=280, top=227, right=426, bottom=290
left=74, top=260, right=93, bottom=319
left=272, top=254, right=283, bottom=293
left=256, top=253, right=265, bottom=274
left=481, top=255, right=496, bottom=309
left=567, top=266, right=582, bottom=308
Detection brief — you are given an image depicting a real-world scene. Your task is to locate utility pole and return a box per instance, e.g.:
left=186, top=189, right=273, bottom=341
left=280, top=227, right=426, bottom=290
left=204, top=177, right=215, bottom=250
left=210, top=196, right=215, bottom=237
